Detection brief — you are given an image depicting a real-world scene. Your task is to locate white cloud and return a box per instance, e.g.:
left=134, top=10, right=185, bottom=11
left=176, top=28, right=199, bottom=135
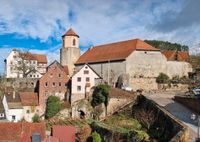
left=0, top=0, right=200, bottom=75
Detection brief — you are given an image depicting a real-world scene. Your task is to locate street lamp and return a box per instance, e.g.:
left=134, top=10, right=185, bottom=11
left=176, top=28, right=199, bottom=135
left=191, top=113, right=200, bottom=142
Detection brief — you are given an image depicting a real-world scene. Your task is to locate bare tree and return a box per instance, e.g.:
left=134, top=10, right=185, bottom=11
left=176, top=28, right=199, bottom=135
left=12, top=50, right=36, bottom=78
left=134, top=109, right=156, bottom=130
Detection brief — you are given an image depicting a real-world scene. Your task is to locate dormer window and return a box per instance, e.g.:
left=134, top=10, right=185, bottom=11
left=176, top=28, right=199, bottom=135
left=73, top=39, right=76, bottom=46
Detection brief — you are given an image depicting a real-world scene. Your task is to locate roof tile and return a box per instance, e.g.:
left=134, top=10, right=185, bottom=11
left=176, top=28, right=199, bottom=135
left=76, top=39, right=159, bottom=64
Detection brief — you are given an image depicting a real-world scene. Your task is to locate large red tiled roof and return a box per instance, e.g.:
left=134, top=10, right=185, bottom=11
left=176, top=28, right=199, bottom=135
left=53, top=125, right=76, bottom=142
left=0, top=122, right=46, bottom=142
left=76, top=39, right=160, bottom=64
left=19, top=92, right=39, bottom=106
left=21, top=52, right=47, bottom=63
left=162, top=51, right=189, bottom=61
left=62, top=28, right=79, bottom=37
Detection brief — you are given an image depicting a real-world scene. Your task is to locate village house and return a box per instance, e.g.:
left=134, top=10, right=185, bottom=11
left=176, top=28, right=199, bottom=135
left=71, top=64, right=101, bottom=103
left=19, top=92, right=40, bottom=122
left=38, top=60, right=70, bottom=115
left=2, top=92, right=23, bottom=122
left=5, top=49, right=47, bottom=78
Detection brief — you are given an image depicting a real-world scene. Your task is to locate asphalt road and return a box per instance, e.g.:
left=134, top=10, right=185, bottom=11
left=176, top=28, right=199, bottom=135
left=144, top=91, right=198, bottom=142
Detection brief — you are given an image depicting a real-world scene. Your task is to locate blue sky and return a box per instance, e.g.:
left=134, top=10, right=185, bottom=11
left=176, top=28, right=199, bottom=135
left=0, top=0, right=200, bottom=74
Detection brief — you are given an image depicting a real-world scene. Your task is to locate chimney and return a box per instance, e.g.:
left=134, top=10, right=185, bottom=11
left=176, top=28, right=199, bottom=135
left=13, top=91, right=16, bottom=99
left=32, top=133, right=41, bottom=142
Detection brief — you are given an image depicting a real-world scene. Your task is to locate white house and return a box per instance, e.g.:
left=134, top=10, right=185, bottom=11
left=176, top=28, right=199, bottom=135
left=2, top=92, right=23, bottom=122
left=5, top=49, right=47, bottom=78
left=71, top=64, right=101, bottom=103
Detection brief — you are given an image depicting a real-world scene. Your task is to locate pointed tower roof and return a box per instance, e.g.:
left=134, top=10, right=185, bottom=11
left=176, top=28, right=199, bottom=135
left=62, top=28, right=79, bottom=38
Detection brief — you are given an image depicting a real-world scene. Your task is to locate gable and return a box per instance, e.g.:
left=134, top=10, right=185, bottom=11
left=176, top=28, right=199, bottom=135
left=73, top=64, right=100, bottom=79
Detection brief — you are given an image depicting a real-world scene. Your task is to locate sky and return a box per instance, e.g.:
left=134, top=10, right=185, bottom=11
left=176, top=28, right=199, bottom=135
left=0, top=0, right=200, bottom=74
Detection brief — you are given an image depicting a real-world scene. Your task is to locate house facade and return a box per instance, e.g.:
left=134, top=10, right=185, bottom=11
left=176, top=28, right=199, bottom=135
left=39, top=60, right=70, bottom=115
left=19, top=92, right=40, bottom=122
left=5, top=49, right=47, bottom=78
left=2, top=92, right=23, bottom=122
left=75, top=39, right=192, bottom=91
left=71, top=64, right=101, bottom=103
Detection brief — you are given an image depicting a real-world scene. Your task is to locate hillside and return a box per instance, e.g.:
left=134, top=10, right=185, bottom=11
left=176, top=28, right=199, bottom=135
left=145, top=40, right=189, bottom=51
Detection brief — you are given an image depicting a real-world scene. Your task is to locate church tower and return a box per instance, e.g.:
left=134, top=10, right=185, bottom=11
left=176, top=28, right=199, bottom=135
left=60, top=28, right=80, bottom=75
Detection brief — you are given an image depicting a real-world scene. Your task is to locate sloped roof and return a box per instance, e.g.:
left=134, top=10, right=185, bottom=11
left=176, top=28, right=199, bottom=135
left=21, top=52, right=47, bottom=63
left=76, top=39, right=160, bottom=64
left=19, top=92, right=39, bottom=106
left=5, top=92, right=21, bottom=103
left=48, top=60, right=69, bottom=75
left=0, top=122, right=46, bottom=142
left=162, top=51, right=189, bottom=61
left=53, top=125, right=76, bottom=142
left=62, top=28, right=79, bottom=37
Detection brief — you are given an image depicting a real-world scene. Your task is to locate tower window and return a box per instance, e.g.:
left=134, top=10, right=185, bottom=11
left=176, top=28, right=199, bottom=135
left=73, top=39, right=76, bottom=46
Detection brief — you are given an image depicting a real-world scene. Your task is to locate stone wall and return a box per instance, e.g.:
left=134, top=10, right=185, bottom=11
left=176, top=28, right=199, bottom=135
left=166, top=61, right=193, bottom=78
left=130, top=77, right=158, bottom=91
left=117, top=95, right=189, bottom=142
left=126, top=50, right=167, bottom=78
left=0, top=78, right=39, bottom=92
left=174, top=96, right=200, bottom=114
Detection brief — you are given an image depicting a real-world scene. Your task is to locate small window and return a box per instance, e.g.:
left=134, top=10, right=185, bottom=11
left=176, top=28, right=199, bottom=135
left=77, top=77, right=81, bottom=82
left=26, top=110, right=30, bottom=114
left=77, top=86, right=81, bottom=91
left=45, top=82, right=48, bottom=87
left=45, top=92, right=48, bottom=97
left=52, top=82, right=56, bottom=87
left=73, top=39, right=76, bottom=46
left=58, top=74, right=61, bottom=77
left=12, top=115, right=15, bottom=121
left=59, top=82, right=62, bottom=86
left=84, top=70, right=89, bottom=74
left=86, top=77, right=90, bottom=82
left=30, top=75, right=32, bottom=77
left=50, top=73, right=53, bottom=78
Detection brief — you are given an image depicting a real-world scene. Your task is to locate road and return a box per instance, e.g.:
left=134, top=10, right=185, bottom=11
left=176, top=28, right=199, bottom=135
left=144, top=91, right=198, bottom=142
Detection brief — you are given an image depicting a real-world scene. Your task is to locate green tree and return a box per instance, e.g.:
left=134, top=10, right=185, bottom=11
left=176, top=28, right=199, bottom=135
left=91, top=131, right=102, bottom=142
left=156, top=73, right=169, bottom=84
left=91, top=84, right=110, bottom=115
left=32, top=114, right=40, bottom=122
left=45, top=96, right=61, bottom=119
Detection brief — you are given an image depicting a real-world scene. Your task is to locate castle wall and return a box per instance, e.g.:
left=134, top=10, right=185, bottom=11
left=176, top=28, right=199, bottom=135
left=126, top=50, right=167, bottom=78
left=166, top=61, right=193, bottom=78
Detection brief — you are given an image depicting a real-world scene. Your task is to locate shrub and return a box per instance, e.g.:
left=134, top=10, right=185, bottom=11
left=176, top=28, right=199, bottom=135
left=156, top=73, right=169, bottom=84
left=45, top=96, right=61, bottom=119
left=91, top=131, right=102, bottom=142
left=32, top=114, right=40, bottom=122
